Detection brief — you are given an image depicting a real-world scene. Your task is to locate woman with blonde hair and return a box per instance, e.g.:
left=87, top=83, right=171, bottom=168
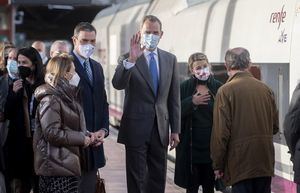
left=175, top=52, right=223, bottom=193
left=33, top=53, right=92, bottom=193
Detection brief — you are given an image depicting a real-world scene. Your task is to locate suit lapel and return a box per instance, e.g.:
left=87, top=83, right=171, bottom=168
left=135, top=54, right=155, bottom=95
left=72, top=52, right=93, bottom=87
left=157, top=49, right=169, bottom=97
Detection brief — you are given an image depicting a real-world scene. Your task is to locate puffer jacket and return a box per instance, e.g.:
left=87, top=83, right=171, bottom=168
left=33, top=77, right=86, bottom=176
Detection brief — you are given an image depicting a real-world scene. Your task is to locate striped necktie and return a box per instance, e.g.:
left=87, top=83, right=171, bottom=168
left=84, top=59, right=93, bottom=83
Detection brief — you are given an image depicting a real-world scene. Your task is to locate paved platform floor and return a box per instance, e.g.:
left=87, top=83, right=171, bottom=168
left=99, top=128, right=291, bottom=193
left=99, top=128, right=186, bottom=193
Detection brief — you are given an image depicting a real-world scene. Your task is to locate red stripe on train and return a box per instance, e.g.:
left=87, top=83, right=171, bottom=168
left=108, top=107, right=297, bottom=192
left=272, top=175, right=296, bottom=193
left=109, top=107, right=123, bottom=120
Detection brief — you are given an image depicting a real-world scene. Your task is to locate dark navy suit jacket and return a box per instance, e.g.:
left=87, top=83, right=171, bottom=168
left=72, top=51, right=109, bottom=170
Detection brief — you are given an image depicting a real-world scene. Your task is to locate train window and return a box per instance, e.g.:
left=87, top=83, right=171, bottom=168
left=210, top=63, right=228, bottom=83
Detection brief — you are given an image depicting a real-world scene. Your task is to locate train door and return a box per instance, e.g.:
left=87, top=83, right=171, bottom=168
left=262, top=1, right=300, bottom=188
left=290, top=1, right=300, bottom=98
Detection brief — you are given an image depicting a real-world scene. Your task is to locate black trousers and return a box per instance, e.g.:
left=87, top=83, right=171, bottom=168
left=186, top=163, right=215, bottom=193
left=79, top=169, right=97, bottom=193
left=232, top=176, right=272, bottom=193
left=5, top=175, right=39, bottom=193
left=125, top=125, right=167, bottom=193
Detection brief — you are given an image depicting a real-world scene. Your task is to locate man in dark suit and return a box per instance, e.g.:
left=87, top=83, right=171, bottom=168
left=112, top=15, right=180, bottom=193
left=71, top=22, right=109, bottom=193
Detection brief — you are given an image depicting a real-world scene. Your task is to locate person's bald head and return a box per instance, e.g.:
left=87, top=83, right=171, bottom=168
left=32, top=41, right=46, bottom=53
left=224, top=47, right=251, bottom=71
left=50, top=40, right=70, bottom=58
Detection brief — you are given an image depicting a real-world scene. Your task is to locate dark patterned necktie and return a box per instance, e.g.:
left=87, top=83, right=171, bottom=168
left=84, top=59, right=93, bottom=83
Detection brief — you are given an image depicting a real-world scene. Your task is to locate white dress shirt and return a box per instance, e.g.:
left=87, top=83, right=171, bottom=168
left=123, top=49, right=160, bottom=79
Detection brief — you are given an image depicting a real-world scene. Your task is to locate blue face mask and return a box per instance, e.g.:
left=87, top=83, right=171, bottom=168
left=6, top=59, right=19, bottom=79
left=141, top=34, right=160, bottom=50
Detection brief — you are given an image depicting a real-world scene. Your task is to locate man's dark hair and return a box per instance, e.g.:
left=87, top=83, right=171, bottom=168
left=73, top=22, right=97, bottom=37
left=225, top=47, right=251, bottom=70
left=141, top=15, right=162, bottom=30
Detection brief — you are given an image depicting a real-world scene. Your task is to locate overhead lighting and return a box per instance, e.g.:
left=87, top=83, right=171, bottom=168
left=15, top=11, right=24, bottom=25
left=48, top=5, right=74, bottom=10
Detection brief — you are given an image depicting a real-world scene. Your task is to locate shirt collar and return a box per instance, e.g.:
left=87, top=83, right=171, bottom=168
left=144, top=48, right=158, bottom=57
left=227, top=71, right=253, bottom=83
left=73, top=50, right=87, bottom=65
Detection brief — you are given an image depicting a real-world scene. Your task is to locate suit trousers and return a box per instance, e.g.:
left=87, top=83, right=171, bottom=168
left=125, top=123, right=168, bottom=193
left=186, top=163, right=215, bottom=193
left=232, top=176, right=271, bottom=193
left=79, top=169, right=97, bottom=193
left=0, top=172, right=5, bottom=193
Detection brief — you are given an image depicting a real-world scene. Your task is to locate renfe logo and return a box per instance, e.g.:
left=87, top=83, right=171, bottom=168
left=270, top=5, right=286, bottom=29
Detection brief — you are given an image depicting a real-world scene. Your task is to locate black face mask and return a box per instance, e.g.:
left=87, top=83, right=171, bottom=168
left=18, top=66, right=32, bottom=80
left=193, top=75, right=209, bottom=85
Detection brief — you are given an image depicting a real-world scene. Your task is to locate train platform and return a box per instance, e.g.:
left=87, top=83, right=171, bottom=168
left=98, top=127, right=186, bottom=193
left=99, top=127, right=297, bottom=193
left=99, top=128, right=226, bottom=193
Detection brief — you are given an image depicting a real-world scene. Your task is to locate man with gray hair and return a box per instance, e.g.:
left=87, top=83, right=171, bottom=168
left=32, top=40, right=48, bottom=64
left=211, top=47, right=279, bottom=193
left=49, top=40, right=70, bottom=58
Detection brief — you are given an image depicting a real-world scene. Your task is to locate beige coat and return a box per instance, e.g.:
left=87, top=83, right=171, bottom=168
left=211, top=71, right=279, bottom=185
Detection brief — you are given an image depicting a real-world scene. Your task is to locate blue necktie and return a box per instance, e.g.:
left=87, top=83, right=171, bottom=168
left=149, top=52, right=159, bottom=96
left=84, top=59, right=93, bottom=83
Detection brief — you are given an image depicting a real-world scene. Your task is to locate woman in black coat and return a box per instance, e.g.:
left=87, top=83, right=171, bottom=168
left=175, top=53, right=223, bottom=193
left=4, top=47, right=44, bottom=193
left=0, top=42, right=8, bottom=193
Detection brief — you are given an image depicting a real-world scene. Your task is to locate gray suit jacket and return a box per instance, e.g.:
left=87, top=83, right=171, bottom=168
left=112, top=48, right=181, bottom=147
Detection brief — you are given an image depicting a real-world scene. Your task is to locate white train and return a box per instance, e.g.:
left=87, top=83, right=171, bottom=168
left=91, top=0, right=300, bottom=192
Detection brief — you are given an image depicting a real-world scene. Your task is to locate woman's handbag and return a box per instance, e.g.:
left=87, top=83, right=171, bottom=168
left=95, top=170, right=106, bottom=193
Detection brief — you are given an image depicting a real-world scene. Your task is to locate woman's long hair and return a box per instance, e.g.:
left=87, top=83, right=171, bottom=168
left=17, top=47, right=45, bottom=88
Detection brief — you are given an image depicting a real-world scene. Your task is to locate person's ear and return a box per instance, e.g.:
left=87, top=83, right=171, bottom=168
left=160, top=31, right=164, bottom=38
left=224, top=63, right=228, bottom=70
left=189, top=65, right=195, bottom=75
left=72, top=36, right=77, bottom=46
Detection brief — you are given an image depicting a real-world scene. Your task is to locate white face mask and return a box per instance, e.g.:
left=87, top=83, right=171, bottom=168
left=193, top=67, right=210, bottom=81
left=69, top=72, right=80, bottom=87
left=78, top=44, right=95, bottom=59
left=141, top=34, right=160, bottom=50
left=6, top=59, right=19, bottom=79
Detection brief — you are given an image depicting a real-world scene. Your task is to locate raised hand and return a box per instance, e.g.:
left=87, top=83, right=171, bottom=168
left=128, top=32, right=145, bottom=63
